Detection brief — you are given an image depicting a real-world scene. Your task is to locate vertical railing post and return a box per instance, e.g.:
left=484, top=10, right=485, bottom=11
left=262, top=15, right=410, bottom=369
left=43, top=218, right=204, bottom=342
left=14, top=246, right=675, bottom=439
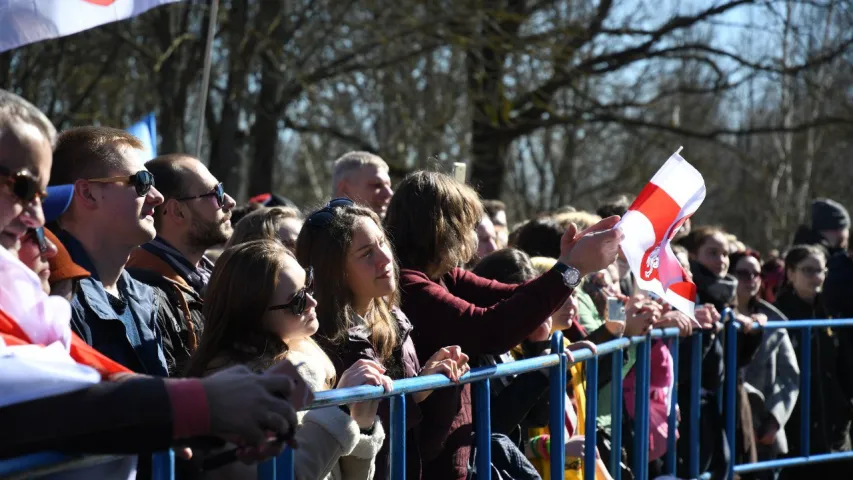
left=151, top=450, right=175, bottom=480
left=276, top=447, right=294, bottom=480
left=665, top=336, right=680, bottom=475
left=473, top=379, right=492, bottom=480
left=585, top=356, right=599, bottom=480
left=389, top=395, right=406, bottom=479
left=610, top=347, right=624, bottom=480
left=688, top=332, right=703, bottom=479
left=633, top=338, right=651, bottom=480
left=549, top=331, right=567, bottom=479
left=724, top=311, right=738, bottom=480
left=257, top=458, right=275, bottom=479
left=800, top=327, right=812, bottom=458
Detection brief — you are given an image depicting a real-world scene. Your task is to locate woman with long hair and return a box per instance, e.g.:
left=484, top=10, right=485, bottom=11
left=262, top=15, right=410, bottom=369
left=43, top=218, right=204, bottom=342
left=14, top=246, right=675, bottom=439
left=383, top=171, right=622, bottom=480
left=774, top=245, right=853, bottom=478
left=731, top=250, right=799, bottom=480
left=186, top=239, right=390, bottom=480
left=296, top=199, right=470, bottom=480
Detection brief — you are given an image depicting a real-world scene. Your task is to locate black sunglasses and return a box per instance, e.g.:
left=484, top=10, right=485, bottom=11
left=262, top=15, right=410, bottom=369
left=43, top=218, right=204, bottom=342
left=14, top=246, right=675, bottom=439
left=176, top=183, right=226, bottom=208
left=0, top=166, right=46, bottom=204
left=87, top=170, right=155, bottom=197
left=267, top=267, right=314, bottom=315
left=306, top=198, right=354, bottom=228
left=27, top=227, right=47, bottom=254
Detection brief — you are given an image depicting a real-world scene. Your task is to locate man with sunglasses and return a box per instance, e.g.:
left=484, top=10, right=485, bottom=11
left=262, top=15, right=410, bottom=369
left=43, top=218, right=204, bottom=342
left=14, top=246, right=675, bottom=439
left=48, top=126, right=169, bottom=376
left=126, top=153, right=236, bottom=375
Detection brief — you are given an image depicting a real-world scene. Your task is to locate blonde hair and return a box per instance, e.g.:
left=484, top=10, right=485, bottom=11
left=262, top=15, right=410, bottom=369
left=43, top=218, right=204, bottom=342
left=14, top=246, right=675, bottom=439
left=530, top=256, right=558, bottom=276
left=553, top=211, right=601, bottom=232
left=227, top=206, right=302, bottom=248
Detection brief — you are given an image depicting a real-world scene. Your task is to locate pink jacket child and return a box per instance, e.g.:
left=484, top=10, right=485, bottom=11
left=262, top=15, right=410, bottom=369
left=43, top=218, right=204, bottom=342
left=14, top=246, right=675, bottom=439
left=622, top=339, right=677, bottom=461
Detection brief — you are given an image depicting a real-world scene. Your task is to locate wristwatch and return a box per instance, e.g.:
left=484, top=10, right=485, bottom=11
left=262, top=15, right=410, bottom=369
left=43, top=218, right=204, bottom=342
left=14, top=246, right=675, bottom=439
left=554, top=262, right=581, bottom=288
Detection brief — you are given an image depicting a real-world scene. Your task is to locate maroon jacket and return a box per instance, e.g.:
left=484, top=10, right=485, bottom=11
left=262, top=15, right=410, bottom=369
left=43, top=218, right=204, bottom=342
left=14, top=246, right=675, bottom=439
left=398, top=266, right=573, bottom=480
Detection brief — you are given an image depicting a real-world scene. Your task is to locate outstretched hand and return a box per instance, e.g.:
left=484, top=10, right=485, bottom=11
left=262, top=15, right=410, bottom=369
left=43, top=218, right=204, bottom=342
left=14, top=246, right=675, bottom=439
left=558, top=216, right=623, bottom=276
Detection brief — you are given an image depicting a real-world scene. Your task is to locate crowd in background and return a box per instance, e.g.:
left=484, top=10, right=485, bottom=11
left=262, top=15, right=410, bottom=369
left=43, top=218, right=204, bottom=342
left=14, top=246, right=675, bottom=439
left=2, top=86, right=853, bottom=480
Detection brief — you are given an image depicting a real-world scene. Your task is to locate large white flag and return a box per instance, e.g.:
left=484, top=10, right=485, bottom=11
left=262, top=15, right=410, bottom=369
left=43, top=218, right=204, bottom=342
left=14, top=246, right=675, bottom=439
left=619, top=150, right=706, bottom=317
left=0, top=0, right=181, bottom=53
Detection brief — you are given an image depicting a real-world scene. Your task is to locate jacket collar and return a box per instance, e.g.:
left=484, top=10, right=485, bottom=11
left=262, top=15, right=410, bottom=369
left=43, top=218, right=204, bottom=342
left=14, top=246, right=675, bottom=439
left=127, top=247, right=195, bottom=294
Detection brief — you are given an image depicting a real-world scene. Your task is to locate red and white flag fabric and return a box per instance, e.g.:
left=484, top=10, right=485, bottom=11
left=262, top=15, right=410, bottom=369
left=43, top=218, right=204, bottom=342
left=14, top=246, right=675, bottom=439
left=0, top=0, right=181, bottom=53
left=619, top=149, right=706, bottom=317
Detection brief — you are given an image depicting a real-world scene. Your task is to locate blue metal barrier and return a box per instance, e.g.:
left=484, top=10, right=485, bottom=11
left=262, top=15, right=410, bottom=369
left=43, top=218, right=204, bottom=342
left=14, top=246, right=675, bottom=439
left=727, top=317, right=853, bottom=478
left=0, top=327, right=692, bottom=480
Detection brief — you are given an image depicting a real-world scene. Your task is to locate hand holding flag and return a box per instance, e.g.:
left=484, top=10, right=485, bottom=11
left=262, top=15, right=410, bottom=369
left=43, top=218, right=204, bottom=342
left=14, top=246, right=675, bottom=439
left=618, top=148, right=706, bottom=319
left=558, top=216, right=624, bottom=276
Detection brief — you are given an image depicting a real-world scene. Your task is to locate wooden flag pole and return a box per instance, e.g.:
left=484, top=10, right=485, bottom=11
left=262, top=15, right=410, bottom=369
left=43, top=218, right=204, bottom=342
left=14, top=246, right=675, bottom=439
left=195, top=0, right=219, bottom=158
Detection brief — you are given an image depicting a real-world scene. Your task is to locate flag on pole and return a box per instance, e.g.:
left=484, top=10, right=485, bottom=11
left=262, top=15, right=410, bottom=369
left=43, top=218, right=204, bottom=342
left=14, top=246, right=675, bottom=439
left=0, top=0, right=181, bottom=53
left=619, top=149, right=706, bottom=317
left=127, top=112, right=157, bottom=161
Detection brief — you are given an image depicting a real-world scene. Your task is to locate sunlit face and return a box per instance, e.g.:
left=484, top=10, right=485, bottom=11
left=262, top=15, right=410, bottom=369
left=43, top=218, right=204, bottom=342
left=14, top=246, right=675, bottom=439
left=181, top=164, right=236, bottom=251
left=276, top=217, right=302, bottom=252
left=17, top=228, right=57, bottom=294
left=84, top=146, right=164, bottom=248
left=476, top=216, right=498, bottom=259
left=695, top=233, right=729, bottom=278
left=263, top=255, right=319, bottom=342
left=733, top=256, right=761, bottom=300
left=345, top=217, right=396, bottom=308
left=788, top=254, right=826, bottom=301
left=341, top=166, right=393, bottom=217
left=0, top=126, right=51, bottom=250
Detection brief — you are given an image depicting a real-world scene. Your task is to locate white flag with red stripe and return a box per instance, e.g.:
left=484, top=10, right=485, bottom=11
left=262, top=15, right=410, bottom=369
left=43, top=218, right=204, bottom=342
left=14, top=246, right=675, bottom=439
left=0, top=0, right=181, bottom=53
left=619, top=149, right=705, bottom=317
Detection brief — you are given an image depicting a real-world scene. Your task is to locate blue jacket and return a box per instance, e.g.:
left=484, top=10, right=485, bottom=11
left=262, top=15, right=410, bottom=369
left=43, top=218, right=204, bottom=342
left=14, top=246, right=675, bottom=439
left=57, top=231, right=168, bottom=376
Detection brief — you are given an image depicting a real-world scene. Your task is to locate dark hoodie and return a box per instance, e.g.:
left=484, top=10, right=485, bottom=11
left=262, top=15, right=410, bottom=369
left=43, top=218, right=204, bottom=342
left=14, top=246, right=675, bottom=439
left=824, top=251, right=853, bottom=320
left=774, top=289, right=853, bottom=477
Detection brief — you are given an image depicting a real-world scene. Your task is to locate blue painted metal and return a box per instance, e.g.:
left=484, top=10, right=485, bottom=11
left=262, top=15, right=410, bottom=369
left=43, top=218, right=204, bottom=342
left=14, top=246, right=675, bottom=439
left=152, top=451, right=174, bottom=480
left=723, top=312, right=737, bottom=480
left=584, top=355, right=599, bottom=480
left=390, top=395, right=406, bottom=479
left=800, top=326, right=811, bottom=457
left=610, top=347, right=624, bottom=480
left=473, top=379, right=492, bottom=480
left=549, top=331, right=566, bottom=480
left=688, top=332, right=703, bottom=478
left=633, top=337, right=651, bottom=480
left=734, top=450, right=853, bottom=472
left=276, top=447, right=294, bottom=479
left=257, top=458, right=275, bottom=479
left=665, top=336, right=679, bottom=475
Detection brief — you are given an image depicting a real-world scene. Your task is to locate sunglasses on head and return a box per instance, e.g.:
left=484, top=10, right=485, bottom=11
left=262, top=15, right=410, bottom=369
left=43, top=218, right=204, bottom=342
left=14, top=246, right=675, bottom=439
left=176, top=183, right=226, bottom=208
left=27, top=227, right=47, bottom=254
left=267, top=266, right=314, bottom=315
left=87, top=170, right=155, bottom=197
left=0, top=166, right=47, bottom=204
left=306, top=198, right=354, bottom=228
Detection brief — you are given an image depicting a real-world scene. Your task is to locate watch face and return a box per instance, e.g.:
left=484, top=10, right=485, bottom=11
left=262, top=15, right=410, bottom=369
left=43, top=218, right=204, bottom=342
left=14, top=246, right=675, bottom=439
left=564, top=267, right=580, bottom=286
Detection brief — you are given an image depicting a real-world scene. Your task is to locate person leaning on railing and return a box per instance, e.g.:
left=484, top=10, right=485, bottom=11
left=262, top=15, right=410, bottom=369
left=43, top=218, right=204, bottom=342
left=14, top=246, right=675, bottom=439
left=383, top=171, right=623, bottom=480
left=185, top=240, right=391, bottom=480
left=296, top=200, right=471, bottom=480
left=731, top=249, right=799, bottom=479
left=773, top=245, right=853, bottom=478
left=0, top=88, right=298, bottom=466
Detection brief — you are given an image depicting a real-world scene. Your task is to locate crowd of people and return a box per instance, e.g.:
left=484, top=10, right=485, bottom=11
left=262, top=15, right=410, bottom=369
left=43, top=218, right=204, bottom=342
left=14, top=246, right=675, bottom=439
left=1, top=86, right=853, bottom=480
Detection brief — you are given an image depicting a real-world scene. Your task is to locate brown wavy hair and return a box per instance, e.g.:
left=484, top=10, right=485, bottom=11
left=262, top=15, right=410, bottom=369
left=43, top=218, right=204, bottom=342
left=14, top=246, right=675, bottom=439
left=296, top=204, right=400, bottom=362
left=383, top=171, right=483, bottom=278
left=227, top=206, right=303, bottom=248
left=186, top=240, right=301, bottom=376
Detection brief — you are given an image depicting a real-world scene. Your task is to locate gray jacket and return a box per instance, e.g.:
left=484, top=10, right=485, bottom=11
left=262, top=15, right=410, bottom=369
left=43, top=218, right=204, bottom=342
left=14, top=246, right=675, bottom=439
left=743, top=300, right=800, bottom=455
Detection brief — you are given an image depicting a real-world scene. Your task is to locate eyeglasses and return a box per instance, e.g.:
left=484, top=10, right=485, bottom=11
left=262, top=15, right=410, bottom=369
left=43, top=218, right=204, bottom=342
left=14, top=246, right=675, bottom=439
left=306, top=198, right=354, bottom=228
left=87, top=171, right=155, bottom=197
left=27, top=227, right=47, bottom=254
left=176, top=183, right=226, bottom=209
left=734, top=270, right=759, bottom=281
left=0, top=166, right=47, bottom=204
left=267, top=267, right=314, bottom=315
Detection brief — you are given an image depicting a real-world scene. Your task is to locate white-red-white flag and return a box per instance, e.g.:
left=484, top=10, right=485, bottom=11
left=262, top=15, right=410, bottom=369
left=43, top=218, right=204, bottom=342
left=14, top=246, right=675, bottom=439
left=0, top=0, right=181, bottom=53
left=619, top=149, right=706, bottom=317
